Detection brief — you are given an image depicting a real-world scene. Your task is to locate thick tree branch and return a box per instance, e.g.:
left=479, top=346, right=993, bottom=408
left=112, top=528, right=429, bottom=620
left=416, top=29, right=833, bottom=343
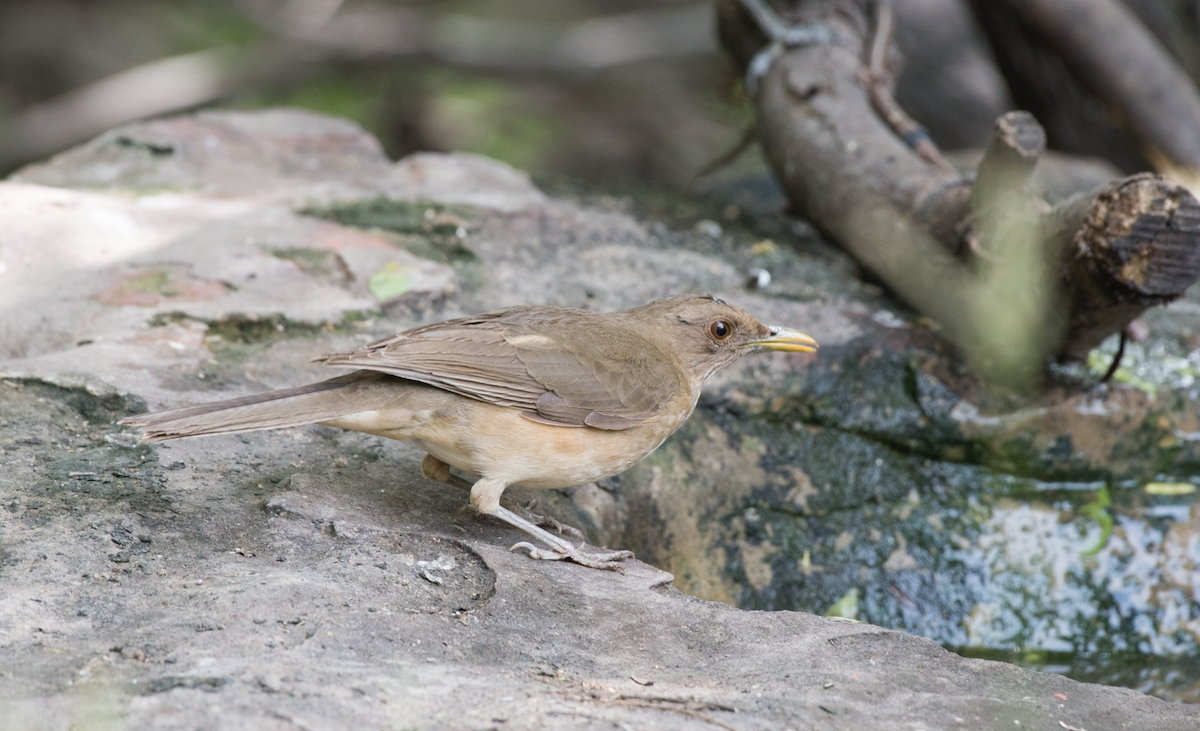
left=718, top=0, right=1200, bottom=382
left=1051, top=174, right=1200, bottom=358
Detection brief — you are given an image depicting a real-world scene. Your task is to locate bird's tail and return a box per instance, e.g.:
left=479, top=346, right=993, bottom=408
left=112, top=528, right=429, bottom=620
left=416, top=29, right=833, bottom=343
left=120, top=373, right=371, bottom=442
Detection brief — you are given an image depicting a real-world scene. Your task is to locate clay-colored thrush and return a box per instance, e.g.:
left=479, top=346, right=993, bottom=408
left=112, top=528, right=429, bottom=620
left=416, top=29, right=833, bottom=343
left=122, top=295, right=817, bottom=569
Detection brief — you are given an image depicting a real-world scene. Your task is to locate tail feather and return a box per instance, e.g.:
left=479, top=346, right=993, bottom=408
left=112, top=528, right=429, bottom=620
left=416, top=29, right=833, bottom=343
left=121, top=373, right=369, bottom=442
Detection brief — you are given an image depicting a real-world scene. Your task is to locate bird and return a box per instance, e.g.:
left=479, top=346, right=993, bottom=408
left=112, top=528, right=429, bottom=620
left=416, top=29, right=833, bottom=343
left=121, top=294, right=817, bottom=570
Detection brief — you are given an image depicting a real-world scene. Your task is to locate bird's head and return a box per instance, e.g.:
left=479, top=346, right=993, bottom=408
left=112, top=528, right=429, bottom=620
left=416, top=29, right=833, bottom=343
left=631, top=294, right=818, bottom=382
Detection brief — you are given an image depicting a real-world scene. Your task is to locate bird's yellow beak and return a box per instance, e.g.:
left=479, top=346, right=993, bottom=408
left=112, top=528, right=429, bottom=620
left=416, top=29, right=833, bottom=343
left=745, top=326, right=819, bottom=353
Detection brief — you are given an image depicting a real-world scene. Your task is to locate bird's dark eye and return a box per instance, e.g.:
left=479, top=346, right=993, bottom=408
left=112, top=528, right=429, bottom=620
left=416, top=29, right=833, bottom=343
left=709, top=320, right=732, bottom=340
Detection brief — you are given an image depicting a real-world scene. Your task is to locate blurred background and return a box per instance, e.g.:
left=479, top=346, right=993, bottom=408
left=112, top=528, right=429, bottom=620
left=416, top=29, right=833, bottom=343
left=9, top=1, right=1200, bottom=187
left=10, top=0, right=1200, bottom=194
left=0, top=0, right=1028, bottom=194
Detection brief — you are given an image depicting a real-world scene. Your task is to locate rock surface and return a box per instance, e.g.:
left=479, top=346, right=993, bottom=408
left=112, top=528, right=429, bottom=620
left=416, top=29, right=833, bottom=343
left=1, top=108, right=1198, bottom=728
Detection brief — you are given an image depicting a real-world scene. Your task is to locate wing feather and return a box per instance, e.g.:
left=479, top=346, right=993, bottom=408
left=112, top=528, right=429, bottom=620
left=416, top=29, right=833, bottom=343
left=317, top=307, right=680, bottom=429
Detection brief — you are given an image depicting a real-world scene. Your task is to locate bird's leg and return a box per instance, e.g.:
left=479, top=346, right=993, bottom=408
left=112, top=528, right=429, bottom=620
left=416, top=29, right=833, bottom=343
left=420, top=454, right=584, bottom=539
left=420, top=455, right=478, bottom=517
left=496, top=508, right=634, bottom=571
left=469, top=474, right=633, bottom=572
left=420, top=453, right=456, bottom=483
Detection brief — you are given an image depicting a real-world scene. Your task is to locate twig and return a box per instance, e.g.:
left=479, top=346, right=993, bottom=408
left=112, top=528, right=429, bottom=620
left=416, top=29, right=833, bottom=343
left=619, top=693, right=737, bottom=713
left=1100, top=330, right=1126, bottom=383
left=864, top=1, right=956, bottom=175
left=614, top=698, right=741, bottom=731
left=688, top=124, right=758, bottom=190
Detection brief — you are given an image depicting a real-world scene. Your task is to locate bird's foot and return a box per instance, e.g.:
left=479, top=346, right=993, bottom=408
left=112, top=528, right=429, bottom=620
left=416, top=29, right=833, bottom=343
left=426, top=461, right=634, bottom=571
left=509, top=541, right=633, bottom=571
left=490, top=505, right=633, bottom=572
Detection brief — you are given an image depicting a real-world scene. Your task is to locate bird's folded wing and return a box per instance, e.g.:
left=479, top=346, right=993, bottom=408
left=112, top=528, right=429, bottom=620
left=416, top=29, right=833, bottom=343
left=317, top=315, right=676, bottom=430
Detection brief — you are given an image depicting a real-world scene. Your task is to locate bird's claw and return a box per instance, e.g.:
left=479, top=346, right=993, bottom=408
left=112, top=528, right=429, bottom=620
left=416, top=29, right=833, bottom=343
left=529, top=512, right=585, bottom=540
left=509, top=541, right=632, bottom=572
left=509, top=541, right=568, bottom=560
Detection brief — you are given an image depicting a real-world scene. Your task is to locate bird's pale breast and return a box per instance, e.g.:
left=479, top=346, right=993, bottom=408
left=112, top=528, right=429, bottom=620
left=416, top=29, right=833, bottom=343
left=415, top=395, right=697, bottom=489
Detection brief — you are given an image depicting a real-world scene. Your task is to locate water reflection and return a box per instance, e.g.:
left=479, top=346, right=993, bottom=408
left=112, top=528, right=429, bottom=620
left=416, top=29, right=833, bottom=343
left=734, top=425, right=1200, bottom=703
